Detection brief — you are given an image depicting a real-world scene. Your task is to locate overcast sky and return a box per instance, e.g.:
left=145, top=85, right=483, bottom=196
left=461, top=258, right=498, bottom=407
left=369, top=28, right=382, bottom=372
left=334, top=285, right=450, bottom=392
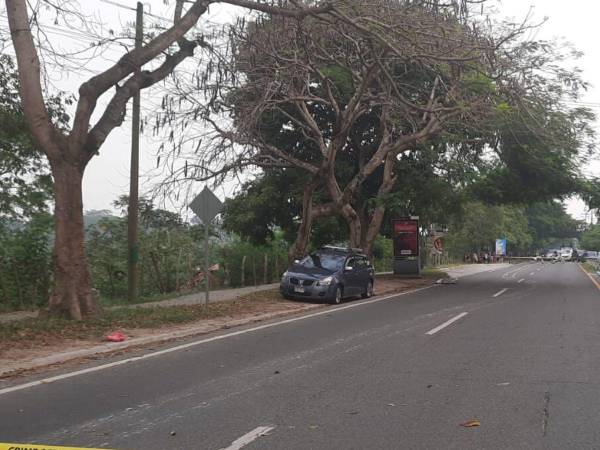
left=4, top=0, right=600, bottom=221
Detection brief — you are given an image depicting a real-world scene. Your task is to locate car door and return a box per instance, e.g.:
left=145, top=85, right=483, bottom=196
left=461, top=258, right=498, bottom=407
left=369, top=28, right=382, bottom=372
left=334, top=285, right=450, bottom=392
left=357, top=256, right=371, bottom=291
left=343, top=257, right=360, bottom=296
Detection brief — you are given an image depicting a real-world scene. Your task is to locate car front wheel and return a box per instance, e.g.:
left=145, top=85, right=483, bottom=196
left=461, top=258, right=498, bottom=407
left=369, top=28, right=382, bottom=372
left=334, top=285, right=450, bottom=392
left=330, top=286, right=343, bottom=305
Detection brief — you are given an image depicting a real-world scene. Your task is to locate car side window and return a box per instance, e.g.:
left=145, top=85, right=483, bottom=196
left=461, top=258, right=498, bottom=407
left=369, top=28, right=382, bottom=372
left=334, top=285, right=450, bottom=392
left=354, top=257, right=366, bottom=269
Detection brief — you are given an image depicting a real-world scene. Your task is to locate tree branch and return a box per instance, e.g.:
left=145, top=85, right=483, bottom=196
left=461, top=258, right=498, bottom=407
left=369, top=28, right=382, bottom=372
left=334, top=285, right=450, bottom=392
left=5, top=0, right=64, bottom=159
left=85, top=42, right=197, bottom=159
left=71, top=0, right=211, bottom=151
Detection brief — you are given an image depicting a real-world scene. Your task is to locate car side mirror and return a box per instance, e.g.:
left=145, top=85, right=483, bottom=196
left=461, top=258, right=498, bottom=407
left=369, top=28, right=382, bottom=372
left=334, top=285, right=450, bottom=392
left=294, top=259, right=300, bottom=264
left=344, top=266, right=353, bottom=272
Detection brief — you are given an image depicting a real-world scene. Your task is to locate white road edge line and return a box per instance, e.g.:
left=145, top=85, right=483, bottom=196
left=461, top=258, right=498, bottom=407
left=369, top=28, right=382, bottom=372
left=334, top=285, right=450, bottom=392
left=0, top=285, right=437, bottom=396
left=493, top=288, right=509, bottom=297
left=220, top=426, right=275, bottom=450
left=425, top=312, right=469, bottom=336
left=518, top=279, right=525, bottom=284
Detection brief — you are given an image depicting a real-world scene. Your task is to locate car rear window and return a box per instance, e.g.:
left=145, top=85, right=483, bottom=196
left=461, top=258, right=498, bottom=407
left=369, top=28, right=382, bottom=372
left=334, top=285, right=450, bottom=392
left=300, top=253, right=345, bottom=271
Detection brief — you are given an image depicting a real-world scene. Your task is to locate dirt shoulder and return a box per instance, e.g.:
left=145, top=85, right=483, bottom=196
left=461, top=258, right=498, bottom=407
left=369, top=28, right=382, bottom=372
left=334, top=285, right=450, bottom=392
left=0, top=273, right=442, bottom=379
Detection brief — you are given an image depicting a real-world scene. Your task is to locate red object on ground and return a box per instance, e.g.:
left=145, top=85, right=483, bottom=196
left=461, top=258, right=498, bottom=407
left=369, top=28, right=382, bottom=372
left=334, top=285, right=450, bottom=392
left=105, top=331, right=127, bottom=342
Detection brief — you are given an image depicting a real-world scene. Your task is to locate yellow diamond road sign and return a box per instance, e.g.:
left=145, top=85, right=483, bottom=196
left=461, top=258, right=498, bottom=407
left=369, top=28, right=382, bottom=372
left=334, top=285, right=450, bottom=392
left=189, top=186, right=223, bottom=224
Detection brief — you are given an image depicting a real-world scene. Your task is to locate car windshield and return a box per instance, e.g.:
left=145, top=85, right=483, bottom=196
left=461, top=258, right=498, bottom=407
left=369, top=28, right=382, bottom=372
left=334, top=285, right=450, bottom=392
left=299, top=253, right=346, bottom=272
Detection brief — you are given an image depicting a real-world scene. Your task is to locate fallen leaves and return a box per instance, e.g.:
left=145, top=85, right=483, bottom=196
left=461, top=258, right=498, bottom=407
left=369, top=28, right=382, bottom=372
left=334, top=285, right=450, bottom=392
left=459, top=419, right=481, bottom=428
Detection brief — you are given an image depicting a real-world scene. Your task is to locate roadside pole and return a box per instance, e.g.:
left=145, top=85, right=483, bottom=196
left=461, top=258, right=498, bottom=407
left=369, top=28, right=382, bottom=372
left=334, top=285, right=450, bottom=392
left=127, top=2, right=143, bottom=303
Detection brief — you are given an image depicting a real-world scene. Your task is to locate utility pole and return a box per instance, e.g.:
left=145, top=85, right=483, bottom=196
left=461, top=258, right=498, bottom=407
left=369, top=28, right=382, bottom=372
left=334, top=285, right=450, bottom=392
left=127, top=2, right=143, bottom=302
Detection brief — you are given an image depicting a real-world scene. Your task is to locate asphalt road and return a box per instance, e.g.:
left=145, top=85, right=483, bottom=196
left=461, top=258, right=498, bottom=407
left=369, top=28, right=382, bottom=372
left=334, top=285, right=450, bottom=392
left=2, top=262, right=600, bottom=450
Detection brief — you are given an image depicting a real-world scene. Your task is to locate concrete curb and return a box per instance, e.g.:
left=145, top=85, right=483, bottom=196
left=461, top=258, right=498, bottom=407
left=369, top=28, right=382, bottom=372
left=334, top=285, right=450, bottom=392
left=0, top=303, right=324, bottom=378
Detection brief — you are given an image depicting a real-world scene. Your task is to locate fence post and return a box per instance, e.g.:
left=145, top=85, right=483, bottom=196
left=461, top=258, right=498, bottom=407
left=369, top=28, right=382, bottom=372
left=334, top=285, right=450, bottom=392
left=253, top=257, right=257, bottom=286
left=241, top=255, right=247, bottom=287
left=263, top=253, right=268, bottom=284
left=176, top=248, right=183, bottom=291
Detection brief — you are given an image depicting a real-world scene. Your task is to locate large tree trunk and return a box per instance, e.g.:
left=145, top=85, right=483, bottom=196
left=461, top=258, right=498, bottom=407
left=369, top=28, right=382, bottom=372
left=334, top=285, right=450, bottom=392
left=361, top=154, right=397, bottom=259
left=362, top=205, right=386, bottom=259
left=48, top=161, right=101, bottom=320
left=290, top=181, right=318, bottom=263
left=341, top=204, right=362, bottom=248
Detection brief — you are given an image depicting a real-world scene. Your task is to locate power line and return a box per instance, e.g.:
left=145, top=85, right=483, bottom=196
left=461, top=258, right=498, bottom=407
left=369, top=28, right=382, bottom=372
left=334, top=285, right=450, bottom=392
left=97, top=0, right=172, bottom=22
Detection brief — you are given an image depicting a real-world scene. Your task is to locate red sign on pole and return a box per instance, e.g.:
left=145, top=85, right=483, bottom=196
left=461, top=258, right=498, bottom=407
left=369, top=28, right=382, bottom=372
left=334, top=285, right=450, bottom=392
left=393, top=218, right=419, bottom=257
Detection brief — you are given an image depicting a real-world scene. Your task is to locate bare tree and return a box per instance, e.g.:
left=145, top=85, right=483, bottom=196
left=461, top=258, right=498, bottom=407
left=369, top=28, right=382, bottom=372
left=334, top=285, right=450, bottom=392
left=157, top=0, right=513, bottom=258
left=153, top=0, right=593, bottom=261
left=5, top=0, right=333, bottom=319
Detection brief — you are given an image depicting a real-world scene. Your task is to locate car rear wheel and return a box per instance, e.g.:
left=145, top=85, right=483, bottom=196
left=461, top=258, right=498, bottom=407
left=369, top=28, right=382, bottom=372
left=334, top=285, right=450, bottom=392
left=330, top=286, right=342, bottom=305
left=362, top=281, right=373, bottom=299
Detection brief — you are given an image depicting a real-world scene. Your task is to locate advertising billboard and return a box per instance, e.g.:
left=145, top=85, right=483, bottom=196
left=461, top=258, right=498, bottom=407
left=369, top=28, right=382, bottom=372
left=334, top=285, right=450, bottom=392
left=495, top=239, right=507, bottom=256
left=393, top=218, right=419, bottom=257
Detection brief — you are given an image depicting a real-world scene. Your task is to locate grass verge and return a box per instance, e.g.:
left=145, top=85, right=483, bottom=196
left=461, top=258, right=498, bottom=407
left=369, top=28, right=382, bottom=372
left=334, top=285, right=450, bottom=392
left=580, top=261, right=600, bottom=274
left=1, top=271, right=446, bottom=354
left=0, top=290, right=286, bottom=352
left=421, top=267, right=450, bottom=278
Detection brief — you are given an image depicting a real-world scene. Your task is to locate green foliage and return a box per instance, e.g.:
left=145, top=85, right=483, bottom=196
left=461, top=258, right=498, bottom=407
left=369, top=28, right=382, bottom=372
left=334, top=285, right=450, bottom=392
left=86, top=200, right=204, bottom=300
left=525, top=201, right=581, bottom=249
left=581, top=225, right=600, bottom=251
left=222, top=171, right=301, bottom=244
left=320, top=65, right=354, bottom=100
left=372, top=236, right=393, bottom=272
left=462, top=72, right=496, bottom=95
left=578, top=178, right=600, bottom=211
left=0, top=55, right=73, bottom=311
left=445, top=202, right=533, bottom=256
left=86, top=217, right=128, bottom=299
left=0, top=214, right=53, bottom=311
left=84, top=196, right=293, bottom=302
left=471, top=81, right=595, bottom=205
left=444, top=200, right=580, bottom=257
left=0, top=55, right=71, bottom=220
left=218, top=233, right=289, bottom=288
left=222, top=170, right=350, bottom=248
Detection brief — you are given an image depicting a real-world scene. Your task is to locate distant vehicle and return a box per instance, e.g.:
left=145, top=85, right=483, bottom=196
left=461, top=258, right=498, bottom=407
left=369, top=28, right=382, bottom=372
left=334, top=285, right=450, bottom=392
left=543, top=249, right=560, bottom=261
left=560, top=247, right=574, bottom=261
left=578, top=251, right=599, bottom=262
left=280, top=246, right=375, bottom=304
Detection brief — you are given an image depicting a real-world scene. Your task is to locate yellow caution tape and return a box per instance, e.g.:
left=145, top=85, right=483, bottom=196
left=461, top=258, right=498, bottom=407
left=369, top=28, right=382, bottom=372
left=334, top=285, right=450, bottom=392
left=0, top=444, right=114, bottom=450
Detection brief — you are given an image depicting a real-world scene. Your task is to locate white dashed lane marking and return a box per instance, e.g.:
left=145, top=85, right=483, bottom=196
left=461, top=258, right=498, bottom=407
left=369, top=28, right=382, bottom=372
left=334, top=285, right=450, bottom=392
left=426, top=313, right=469, bottom=335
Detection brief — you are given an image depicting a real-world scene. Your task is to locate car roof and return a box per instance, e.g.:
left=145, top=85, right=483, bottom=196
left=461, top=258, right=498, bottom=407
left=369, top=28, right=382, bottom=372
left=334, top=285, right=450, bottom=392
left=316, top=246, right=367, bottom=258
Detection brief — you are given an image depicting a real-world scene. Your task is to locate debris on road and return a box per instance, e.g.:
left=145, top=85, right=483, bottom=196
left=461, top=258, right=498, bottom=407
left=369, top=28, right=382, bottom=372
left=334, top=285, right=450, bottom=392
left=459, top=419, right=481, bottom=428
left=105, top=331, right=127, bottom=342
left=436, top=278, right=458, bottom=285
